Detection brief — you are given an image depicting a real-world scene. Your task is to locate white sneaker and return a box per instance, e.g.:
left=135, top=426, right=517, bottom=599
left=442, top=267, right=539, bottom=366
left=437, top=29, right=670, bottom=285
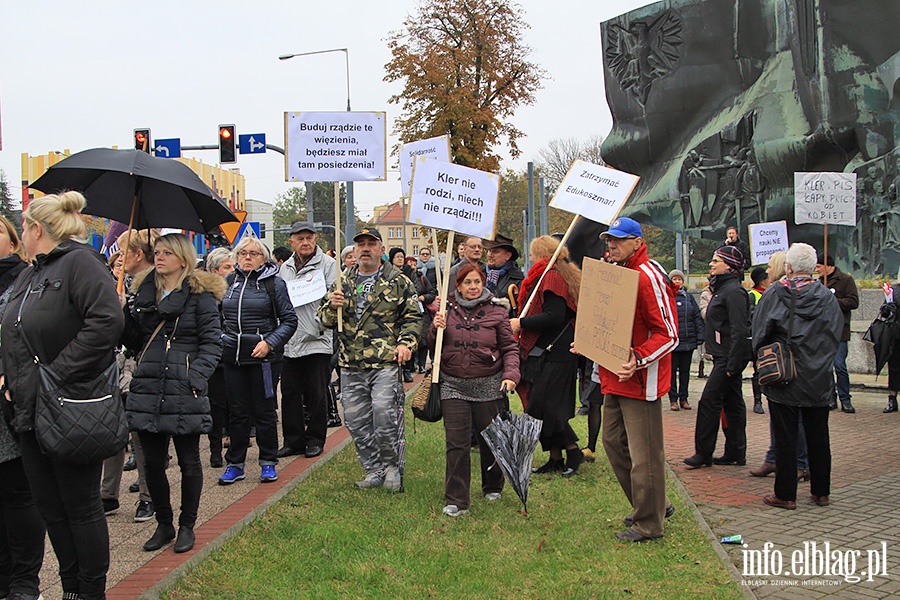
left=484, top=492, right=501, bottom=501
left=442, top=504, right=469, bottom=517
left=383, top=466, right=402, bottom=492
left=355, top=472, right=384, bottom=489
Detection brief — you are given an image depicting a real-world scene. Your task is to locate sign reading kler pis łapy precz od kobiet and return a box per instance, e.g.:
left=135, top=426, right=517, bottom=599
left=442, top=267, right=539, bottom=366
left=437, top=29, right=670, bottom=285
left=284, top=111, right=386, bottom=182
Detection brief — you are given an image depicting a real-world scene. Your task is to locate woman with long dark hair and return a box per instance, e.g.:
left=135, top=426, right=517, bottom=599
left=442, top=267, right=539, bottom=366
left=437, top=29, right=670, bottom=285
left=510, top=236, right=582, bottom=477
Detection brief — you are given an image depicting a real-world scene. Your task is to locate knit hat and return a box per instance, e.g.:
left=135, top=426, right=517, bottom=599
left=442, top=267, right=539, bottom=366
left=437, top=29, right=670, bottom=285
left=751, top=266, right=769, bottom=287
left=668, top=269, right=685, bottom=281
left=388, top=247, right=406, bottom=264
left=714, top=245, right=744, bottom=273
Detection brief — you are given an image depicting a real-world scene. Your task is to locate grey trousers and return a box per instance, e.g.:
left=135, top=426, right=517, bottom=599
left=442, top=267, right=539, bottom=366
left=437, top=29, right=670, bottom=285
left=340, top=366, right=404, bottom=475
left=100, top=432, right=150, bottom=503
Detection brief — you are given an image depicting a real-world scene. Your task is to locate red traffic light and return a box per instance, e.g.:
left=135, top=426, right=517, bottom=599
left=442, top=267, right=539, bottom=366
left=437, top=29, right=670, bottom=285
left=218, top=124, right=236, bottom=164
left=219, top=128, right=232, bottom=139
left=134, top=128, right=151, bottom=153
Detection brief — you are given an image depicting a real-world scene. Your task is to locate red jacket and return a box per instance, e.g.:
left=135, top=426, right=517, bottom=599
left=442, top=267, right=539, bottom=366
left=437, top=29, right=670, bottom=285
left=597, top=244, right=678, bottom=401
left=428, top=291, right=520, bottom=382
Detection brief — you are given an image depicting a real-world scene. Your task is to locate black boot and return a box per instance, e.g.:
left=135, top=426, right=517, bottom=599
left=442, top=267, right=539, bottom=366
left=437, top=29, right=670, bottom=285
left=143, top=523, right=176, bottom=551
left=753, top=399, right=764, bottom=414
left=885, top=395, right=899, bottom=413
left=174, top=525, right=195, bottom=553
left=561, top=447, right=584, bottom=477
left=531, top=458, right=563, bottom=474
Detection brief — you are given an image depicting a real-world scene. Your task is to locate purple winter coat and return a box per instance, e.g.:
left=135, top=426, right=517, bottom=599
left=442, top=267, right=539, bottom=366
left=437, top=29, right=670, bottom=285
left=428, top=290, right=520, bottom=382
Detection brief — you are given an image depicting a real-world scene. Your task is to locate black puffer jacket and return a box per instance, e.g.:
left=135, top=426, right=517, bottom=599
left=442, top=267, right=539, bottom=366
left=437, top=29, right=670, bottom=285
left=221, top=261, right=298, bottom=365
left=674, top=287, right=704, bottom=352
left=752, top=278, right=843, bottom=407
left=1, top=242, right=124, bottom=433
left=704, top=272, right=751, bottom=373
left=122, top=270, right=225, bottom=435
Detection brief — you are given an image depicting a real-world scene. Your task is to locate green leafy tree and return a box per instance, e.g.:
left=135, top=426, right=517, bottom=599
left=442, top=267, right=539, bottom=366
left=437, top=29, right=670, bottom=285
left=272, top=183, right=366, bottom=250
left=384, top=0, right=547, bottom=171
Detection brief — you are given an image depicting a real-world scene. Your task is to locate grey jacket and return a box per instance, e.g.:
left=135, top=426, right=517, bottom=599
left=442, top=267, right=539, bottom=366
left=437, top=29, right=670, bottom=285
left=280, top=247, right=338, bottom=358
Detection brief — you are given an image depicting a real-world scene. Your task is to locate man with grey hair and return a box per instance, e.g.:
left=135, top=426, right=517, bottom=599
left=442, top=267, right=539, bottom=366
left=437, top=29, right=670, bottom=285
left=752, top=242, right=842, bottom=510
left=278, top=222, right=338, bottom=459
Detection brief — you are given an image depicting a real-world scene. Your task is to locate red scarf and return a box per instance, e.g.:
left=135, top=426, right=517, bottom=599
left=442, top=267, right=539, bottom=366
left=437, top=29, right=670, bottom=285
left=517, top=258, right=578, bottom=357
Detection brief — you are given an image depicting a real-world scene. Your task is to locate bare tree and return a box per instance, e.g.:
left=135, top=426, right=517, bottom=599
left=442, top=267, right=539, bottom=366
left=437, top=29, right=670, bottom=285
left=534, top=135, right=605, bottom=189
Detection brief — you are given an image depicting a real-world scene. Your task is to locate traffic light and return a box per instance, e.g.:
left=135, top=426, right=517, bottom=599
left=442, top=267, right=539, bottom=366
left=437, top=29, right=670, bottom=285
left=218, top=124, right=236, bottom=164
left=134, top=128, right=151, bottom=153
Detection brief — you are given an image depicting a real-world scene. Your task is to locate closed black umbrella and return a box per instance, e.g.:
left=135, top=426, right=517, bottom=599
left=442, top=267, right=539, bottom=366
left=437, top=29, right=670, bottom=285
left=29, top=148, right=237, bottom=234
left=864, top=302, right=900, bottom=376
left=480, top=410, right=543, bottom=514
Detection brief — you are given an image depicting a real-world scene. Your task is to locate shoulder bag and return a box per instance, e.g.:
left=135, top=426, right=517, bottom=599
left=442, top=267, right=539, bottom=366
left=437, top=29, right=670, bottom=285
left=756, top=282, right=797, bottom=386
left=17, top=282, right=128, bottom=464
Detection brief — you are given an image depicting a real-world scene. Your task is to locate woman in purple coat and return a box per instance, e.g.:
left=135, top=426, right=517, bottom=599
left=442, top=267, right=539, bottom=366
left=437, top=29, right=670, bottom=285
left=430, top=264, right=520, bottom=518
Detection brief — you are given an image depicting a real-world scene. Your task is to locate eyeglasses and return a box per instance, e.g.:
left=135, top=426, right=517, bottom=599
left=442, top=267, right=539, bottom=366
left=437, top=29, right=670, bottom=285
left=237, top=251, right=264, bottom=258
left=419, top=252, right=431, bottom=256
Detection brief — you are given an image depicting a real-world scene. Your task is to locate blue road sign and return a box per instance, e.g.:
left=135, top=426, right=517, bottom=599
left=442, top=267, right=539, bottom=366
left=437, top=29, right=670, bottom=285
left=154, top=138, right=181, bottom=159
left=237, top=221, right=261, bottom=239
left=239, top=133, right=266, bottom=155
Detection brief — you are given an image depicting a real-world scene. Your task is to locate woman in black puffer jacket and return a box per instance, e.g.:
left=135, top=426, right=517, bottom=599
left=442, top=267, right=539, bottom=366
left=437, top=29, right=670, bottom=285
left=218, top=237, right=297, bottom=487
left=122, top=234, right=224, bottom=554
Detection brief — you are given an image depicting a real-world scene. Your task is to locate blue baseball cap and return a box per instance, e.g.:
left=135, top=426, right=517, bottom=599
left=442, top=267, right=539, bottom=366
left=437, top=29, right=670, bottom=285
left=601, top=217, right=643, bottom=239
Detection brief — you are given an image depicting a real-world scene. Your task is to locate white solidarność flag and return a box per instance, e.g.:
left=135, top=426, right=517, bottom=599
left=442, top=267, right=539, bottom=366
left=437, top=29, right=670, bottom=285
left=399, top=135, right=451, bottom=198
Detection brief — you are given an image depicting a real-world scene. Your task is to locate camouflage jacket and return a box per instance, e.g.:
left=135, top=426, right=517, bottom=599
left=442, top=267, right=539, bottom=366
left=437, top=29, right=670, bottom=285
left=318, top=261, right=421, bottom=369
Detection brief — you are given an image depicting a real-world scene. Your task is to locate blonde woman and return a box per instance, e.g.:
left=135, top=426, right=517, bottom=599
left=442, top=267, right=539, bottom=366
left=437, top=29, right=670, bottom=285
left=2, top=192, right=124, bottom=600
left=510, top=236, right=583, bottom=476
left=122, top=234, right=224, bottom=554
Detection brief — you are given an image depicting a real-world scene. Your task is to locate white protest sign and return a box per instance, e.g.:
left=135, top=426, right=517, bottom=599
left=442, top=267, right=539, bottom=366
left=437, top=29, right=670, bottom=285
left=286, top=270, right=327, bottom=307
left=400, top=135, right=451, bottom=198
left=549, top=160, right=640, bottom=224
left=748, top=221, right=789, bottom=266
left=408, top=156, right=500, bottom=239
left=284, top=111, right=386, bottom=182
left=794, top=172, right=857, bottom=226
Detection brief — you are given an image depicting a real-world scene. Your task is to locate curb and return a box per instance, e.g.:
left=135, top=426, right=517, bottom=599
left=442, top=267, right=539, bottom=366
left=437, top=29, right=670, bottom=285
left=136, top=431, right=352, bottom=600
left=667, top=462, right=758, bottom=600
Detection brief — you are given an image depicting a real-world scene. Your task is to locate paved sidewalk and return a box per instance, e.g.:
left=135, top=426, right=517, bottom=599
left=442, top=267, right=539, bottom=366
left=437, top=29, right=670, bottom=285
left=665, top=371, right=900, bottom=599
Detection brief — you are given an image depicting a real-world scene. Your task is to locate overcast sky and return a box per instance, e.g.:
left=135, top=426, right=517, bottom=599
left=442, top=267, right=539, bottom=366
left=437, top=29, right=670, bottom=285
left=1, top=0, right=653, bottom=218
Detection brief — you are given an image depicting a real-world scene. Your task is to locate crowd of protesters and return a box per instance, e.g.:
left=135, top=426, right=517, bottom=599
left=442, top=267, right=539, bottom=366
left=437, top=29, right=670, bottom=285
left=0, top=190, right=894, bottom=598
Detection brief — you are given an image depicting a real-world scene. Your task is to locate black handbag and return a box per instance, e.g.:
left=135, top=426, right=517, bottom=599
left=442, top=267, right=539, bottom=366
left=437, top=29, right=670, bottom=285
left=756, top=281, right=797, bottom=386
left=17, top=283, right=128, bottom=464
left=411, top=371, right=442, bottom=422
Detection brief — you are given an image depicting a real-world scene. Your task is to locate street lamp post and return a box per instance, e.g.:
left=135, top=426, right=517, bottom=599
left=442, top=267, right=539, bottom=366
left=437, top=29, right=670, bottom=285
left=279, top=48, right=356, bottom=241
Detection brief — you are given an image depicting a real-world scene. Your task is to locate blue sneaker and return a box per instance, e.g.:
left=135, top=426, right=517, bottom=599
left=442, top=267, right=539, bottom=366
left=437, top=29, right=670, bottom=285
left=218, top=466, right=245, bottom=485
left=260, top=465, right=278, bottom=482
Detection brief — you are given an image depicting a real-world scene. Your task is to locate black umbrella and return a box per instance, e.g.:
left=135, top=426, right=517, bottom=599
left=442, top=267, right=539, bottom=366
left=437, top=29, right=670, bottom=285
left=29, top=148, right=237, bottom=234
left=480, top=410, right=543, bottom=514
left=863, top=302, right=900, bottom=376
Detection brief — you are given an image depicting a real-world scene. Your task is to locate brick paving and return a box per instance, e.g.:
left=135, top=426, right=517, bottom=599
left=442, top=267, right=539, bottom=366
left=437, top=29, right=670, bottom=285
left=665, top=372, right=900, bottom=599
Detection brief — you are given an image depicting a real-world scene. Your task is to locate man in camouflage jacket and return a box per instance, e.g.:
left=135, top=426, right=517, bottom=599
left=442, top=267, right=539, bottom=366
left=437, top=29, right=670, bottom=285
left=319, top=228, right=421, bottom=491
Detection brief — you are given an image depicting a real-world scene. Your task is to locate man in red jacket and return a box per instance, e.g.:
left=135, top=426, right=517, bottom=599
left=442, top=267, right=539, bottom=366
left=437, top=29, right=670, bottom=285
left=598, top=217, right=679, bottom=542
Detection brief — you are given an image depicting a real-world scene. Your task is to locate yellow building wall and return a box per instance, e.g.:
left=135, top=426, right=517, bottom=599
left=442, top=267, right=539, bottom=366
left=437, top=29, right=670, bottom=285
left=20, top=150, right=245, bottom=212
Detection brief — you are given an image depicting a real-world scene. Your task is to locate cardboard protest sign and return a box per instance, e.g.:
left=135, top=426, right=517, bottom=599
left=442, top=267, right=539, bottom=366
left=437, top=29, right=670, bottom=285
left=794, top=172, right=857, bottom=226
left=748, top=221, right=789, bottom=266
left=549, top=160, right=640, bottom=224
left=284, top=111, right=386, bottom=182
left=574, top=257, right=639, bottom=373
left=286, top=270, right=327, bottom=307
left=399, top=135, right=451, bottom=198
left=407, top=156, right=500, bottom=239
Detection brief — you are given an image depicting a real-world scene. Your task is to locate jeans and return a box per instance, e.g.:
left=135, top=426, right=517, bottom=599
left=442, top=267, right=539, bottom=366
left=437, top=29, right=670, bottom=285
left=832, top=341, right=851, bottom=405
left=224, top=362, right=282, bottom=467
left=0, top=458, right=45, bottom=598
left=19, top=431, right=109, bottom=600
left=280, top=354, right=331, bottom=450
left=668, top=350, right=693, bottom=403
left=442, top=397, right=505, bottom=510
left=769, top=401, right=830, bottom=502
left=138, top=432, right=203, bottom=529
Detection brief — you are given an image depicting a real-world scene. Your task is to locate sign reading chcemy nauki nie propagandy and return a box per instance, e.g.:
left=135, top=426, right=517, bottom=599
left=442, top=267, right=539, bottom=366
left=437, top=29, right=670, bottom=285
left=284, top=111, right=386, bottom=182
left=408, top=156, right=500, bottom=239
